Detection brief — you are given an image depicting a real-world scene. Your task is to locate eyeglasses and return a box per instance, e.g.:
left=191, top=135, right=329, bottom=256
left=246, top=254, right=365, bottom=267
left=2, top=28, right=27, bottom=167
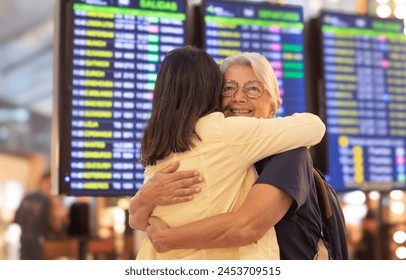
left=221, top=80, right=266, bottom=99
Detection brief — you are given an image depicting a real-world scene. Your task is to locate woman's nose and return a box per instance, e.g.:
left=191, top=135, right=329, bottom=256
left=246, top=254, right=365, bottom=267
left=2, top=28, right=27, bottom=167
left=232, top=88, right=247, bottom=102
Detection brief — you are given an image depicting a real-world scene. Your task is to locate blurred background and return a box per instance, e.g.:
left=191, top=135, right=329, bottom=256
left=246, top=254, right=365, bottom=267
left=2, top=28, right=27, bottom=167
left=0, top=0, right=406, bottom=260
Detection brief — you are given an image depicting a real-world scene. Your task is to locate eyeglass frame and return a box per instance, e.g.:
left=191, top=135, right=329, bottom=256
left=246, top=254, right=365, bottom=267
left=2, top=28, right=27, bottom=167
left=221, top=79, right=268, bottom=99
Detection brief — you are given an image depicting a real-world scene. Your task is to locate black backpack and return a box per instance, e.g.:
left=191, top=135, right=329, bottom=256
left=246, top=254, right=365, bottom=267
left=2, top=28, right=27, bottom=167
left=313, top=168, right=349, bottom=260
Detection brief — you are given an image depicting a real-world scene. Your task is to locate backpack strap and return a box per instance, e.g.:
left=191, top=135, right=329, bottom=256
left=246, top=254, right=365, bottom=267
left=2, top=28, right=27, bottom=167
left=312, top=168, right=341, bottom=259
left=313, top=168, right=333, bottom=219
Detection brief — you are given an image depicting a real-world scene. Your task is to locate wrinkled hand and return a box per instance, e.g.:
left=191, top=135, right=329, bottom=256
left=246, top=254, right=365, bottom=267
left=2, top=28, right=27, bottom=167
left=139, top=162, right=203, bottom=205
left=147, top=216, right=170, bottom=253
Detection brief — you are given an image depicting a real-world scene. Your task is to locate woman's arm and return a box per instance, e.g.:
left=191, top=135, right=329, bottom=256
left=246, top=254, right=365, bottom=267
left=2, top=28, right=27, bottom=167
left=128, top=162, right=203, bottom=230
left=147, top=183, right=292, bottom=252
left=221, top=112, right=326, bottom=166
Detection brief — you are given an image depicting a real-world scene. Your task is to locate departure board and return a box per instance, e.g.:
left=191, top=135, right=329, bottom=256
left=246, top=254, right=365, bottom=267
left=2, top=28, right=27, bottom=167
left=203, top=0, right=306, bottom=116
left=320, top=12, right=406, bottom=191
left=54, top=0, right=186, bottom=196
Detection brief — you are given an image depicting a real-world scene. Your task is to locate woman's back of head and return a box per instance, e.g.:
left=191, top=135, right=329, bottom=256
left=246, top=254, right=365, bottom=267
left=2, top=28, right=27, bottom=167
left=141, top=46, right=222, bottom=166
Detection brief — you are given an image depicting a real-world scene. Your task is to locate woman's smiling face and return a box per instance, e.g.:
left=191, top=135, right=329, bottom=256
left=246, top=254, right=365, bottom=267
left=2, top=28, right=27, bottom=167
left=221, top=65, right=274, bottom=119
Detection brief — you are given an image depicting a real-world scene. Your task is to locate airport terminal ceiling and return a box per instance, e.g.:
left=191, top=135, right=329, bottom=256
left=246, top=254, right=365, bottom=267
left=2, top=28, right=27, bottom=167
left=0, top=0, right=399, bottom=156
left=0, top=0, right=360, bottom=117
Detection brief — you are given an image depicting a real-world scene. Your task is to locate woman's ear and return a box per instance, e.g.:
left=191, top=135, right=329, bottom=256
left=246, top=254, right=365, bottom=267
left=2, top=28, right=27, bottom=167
left=268, top=100, right=281, bottom=118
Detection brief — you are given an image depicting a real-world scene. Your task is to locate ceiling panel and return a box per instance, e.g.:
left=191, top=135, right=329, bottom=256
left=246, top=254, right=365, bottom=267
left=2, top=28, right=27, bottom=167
left=0, top=0, right=55, bottom=43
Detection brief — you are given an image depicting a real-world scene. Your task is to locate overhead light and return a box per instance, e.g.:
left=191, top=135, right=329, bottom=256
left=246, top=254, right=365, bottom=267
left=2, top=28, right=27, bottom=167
left=395, top=246, right=406, bottom=259
left=0, top=108, right=30, bottom=123
left=390, top=201, right=405, bottom=214
left=394, top=6, right=406, bottom=19
left=390, top=190, right=404, bottom=200
left=309, top=0, right=322, bottom=12
left=342, top=204, right=367, bottom=225
left=393, top=231, right=406, bottom=244
left=368, top=191, right=381, bottom=201
left=376, top=4, right=392, bottom=18
left=342, top=190, right=366, bottom=205
left=5, top=223, right=21, bottom=243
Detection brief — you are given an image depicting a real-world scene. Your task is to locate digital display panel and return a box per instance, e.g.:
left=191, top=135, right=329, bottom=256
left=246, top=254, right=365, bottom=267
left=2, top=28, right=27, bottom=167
left=320, top=12, right=406, bottom=191
left=54, top=0, right=186, bottom=196
left=203, top=0, right=306, bottom=116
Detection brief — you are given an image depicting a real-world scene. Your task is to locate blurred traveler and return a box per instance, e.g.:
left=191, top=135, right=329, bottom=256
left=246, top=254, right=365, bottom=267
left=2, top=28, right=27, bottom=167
left=14, top=170, right=67, bottom=259
left=354, top=211, right=377, bottom=259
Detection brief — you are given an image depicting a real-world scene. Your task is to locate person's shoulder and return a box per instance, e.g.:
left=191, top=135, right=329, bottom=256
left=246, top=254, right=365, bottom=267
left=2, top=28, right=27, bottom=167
left=200, top=112, right=224, bottom=121
left=195, top=112, right=223, bottom=125
left=257, top=148, right=310, bottom=175
left=24, top=191, right=42, bottom=200
left=195, top=112, right=225, bottom=132
left=272, top=147, right=310, bottom=160
left=27, top=191, right=51, bottom=204
left=256, top=148, right=311, bottom=175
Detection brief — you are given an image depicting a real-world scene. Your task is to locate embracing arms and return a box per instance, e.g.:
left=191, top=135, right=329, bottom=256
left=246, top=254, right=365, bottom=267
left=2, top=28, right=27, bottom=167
left=147, top=183, right=292, bottom=252
left=128, top=162, right=203, bottom=230
left=129, top=113, right=324, bottom=232
left=146, top=148, right=312, bottom=252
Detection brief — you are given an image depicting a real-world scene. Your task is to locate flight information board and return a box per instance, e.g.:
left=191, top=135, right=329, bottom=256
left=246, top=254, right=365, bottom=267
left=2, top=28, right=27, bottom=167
left=320, top=12, right=406, bottom=191
left=203, top=0, right=306, bottom=116
left=55, top=0, right=186, bottom=196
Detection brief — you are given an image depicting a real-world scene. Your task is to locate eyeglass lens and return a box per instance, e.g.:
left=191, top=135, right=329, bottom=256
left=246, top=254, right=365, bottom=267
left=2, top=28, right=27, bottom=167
left=222, top=80, right=264, bottom=99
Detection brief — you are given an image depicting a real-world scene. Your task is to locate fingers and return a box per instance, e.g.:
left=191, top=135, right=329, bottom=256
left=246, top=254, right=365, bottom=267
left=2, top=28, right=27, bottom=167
left=172, top=174, right=203, bottom=187
left=174, top=185, right=201, bottom=197
left=171, top=186, right=201, bottom=203
left=148, top=216, right=169, bottom=228
left=160, top=162, right=181, bottom=173
left=168, top=170, right=202, bottom=183
left=143, top=164, right=204, bottom=206
left=156, top=186, right=201, bottom=205
left=166, top=178, right=202, bottom=204
left=148, top=216, right=160, bottom=225
left=159, top=162, right=201, bottom=183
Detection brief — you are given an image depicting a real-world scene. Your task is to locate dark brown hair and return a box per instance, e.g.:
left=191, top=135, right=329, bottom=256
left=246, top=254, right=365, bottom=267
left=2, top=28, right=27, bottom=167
left=141, top=46, right=222, bottom=166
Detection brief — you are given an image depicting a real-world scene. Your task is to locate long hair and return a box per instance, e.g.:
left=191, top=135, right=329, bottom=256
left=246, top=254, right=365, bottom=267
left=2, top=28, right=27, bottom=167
left=141, top=46, right=222, bottom=166
left=220, top=53, right=280, bottom=117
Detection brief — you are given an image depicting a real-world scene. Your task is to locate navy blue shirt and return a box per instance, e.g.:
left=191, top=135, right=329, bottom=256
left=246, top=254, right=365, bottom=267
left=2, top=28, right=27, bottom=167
left=255, top=147, right=322, bottom=260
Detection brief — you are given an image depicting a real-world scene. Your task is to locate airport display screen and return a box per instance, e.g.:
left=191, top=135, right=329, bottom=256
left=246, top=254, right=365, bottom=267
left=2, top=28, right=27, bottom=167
left=320, top=12, right=406, bottom=191
left=56, top=0, right=186, bottom=196
left=203, top=0, right=306, bottom=116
